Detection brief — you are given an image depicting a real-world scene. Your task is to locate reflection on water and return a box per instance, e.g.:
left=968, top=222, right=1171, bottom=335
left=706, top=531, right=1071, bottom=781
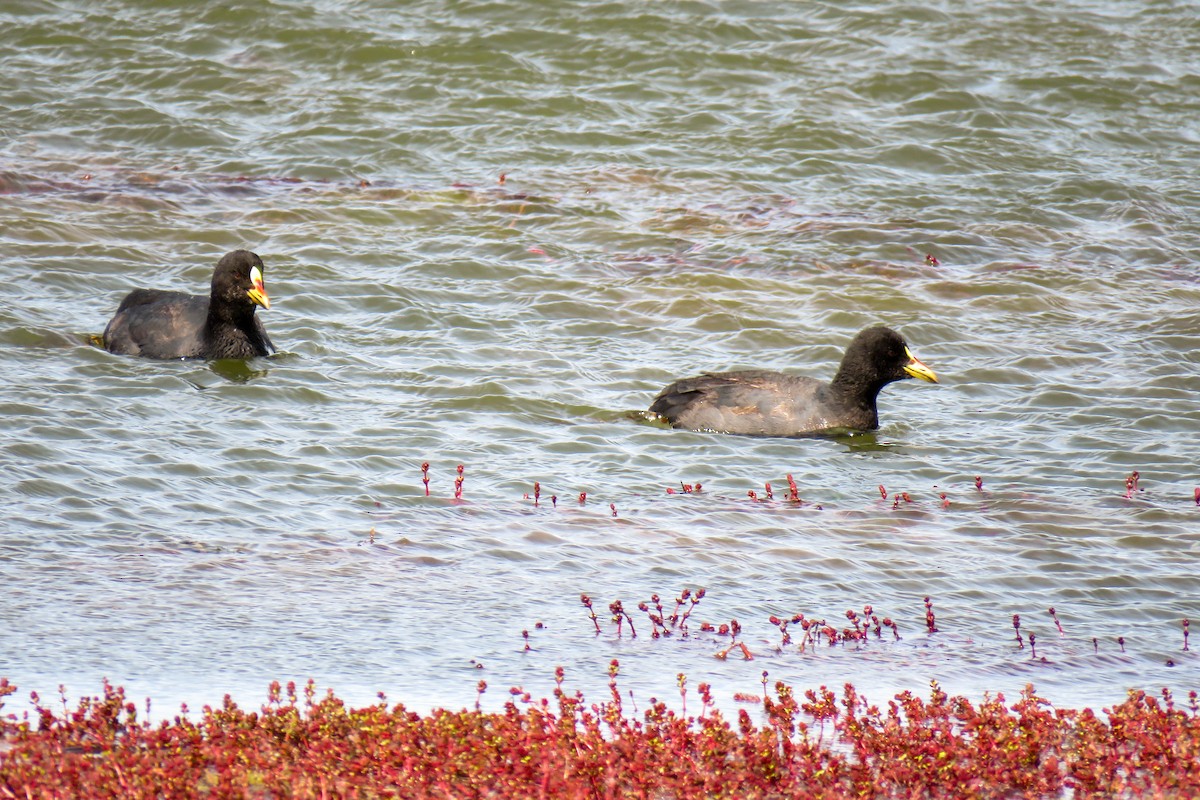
left=204, top=359, right=271, bottom=385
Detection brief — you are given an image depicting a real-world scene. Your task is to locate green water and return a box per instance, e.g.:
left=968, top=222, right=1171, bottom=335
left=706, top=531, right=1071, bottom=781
left=1, top=0, right=1197, bottom=715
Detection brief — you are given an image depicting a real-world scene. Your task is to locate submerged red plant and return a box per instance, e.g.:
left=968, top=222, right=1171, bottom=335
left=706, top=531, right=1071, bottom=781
left=1124, top=470, right=1141, bottom=499
left=786, top=474, right=800, bottom=503
left=1049, top=607, right=1065, bottom=636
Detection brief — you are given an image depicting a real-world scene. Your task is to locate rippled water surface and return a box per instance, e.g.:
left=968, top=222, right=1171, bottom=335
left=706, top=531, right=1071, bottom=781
left=2, top=0, right=1198, bottom=717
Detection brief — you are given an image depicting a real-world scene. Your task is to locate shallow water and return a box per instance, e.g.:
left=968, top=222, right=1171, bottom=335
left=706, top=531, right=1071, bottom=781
left=2, top=0, right=1198, bottom=719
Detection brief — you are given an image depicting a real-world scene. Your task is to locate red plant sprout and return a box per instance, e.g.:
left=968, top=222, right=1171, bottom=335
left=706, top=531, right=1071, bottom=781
left=638, top=601, right=663, bottom=639
left=669, top=590, right=689, bottom=628
left=609, top=502, right=617, bottom=517
left=771, top=613, right=805, bottom=647
left=866, top=606, right=882, bottom=639
left=1029, top=631, right=1038, bottom=660
left=924, top=596, right=938, bottom=634
left=1124, top=470, right=1141, bottom=499
left=522, top=630, right=531, bottom=651
left=1118, top=636, right=1126, bottom=653
left=609, top=601, right=637, bottom=639
left=421, top=461, right=430, bottom=496
left=475, top=679, right=487, bottom=711
left=678, top=588, right=705, bottom=632
left=883, top=617, right=900, bottom=641
left=878, top=484, right=888, bottom=500
left=845, top=609, right=864, bottom=641
left=533, top=482, right=540, bottom=506
left=715, top=620, right=754, bottom=661
left=607, top=659, right=621, bottom=709
left=454, top=464, right=465, bottom=500
left=925, top=253, right=940, bottom=266
left=677, top=673, right=687, bottom=717
left=1013, top=614, right=1024, bottom=649
left=1194, top=487, right=1200, bottom=505
left=1093, top=637, right=1099, bottom=653
left=940, top=492, right=950, bottom=509
left=697, top=681, right=713, bottom=720
left=1184, top=618, right=1190, bottom=651
left=580, top=593, right=601, bottom=634
left=786, top=474, right=800, bottom=503
left=551, top=495, right=557, bottom=508
left=975, top=475, right=983, bottom=491
left=1049, top=607, right=1065, bottom=636
left=746, top=490, right=758, bottom=501
left=578, top=491, right=586, bottom=504
left=764, top=482, right=773, bottom=500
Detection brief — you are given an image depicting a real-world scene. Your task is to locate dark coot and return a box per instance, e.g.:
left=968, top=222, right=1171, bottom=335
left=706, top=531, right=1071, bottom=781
left=102, top=250, right=275, bottom=360
left=648, top=325, right=937, bottom=437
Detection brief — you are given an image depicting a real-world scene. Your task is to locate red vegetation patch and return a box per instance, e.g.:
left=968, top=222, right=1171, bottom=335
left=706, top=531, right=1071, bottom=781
left=2, top=675, right=1198, bottom=798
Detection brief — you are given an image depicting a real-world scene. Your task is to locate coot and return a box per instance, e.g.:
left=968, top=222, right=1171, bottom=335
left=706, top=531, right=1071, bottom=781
left=102, top=250, right=275, bottom=360
left=648, top=325, right=936, bottom=436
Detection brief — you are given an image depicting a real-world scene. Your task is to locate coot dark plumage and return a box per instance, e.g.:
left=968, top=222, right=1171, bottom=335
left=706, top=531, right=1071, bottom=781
left=648, top=325, right=937, bottom=437
left=102, top=250, right=275, bottom=360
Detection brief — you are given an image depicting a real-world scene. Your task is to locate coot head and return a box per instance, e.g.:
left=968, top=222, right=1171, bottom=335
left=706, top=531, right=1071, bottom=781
left=833, top=325, right=937, bottom=391
left=212, top=250, right=270, bottom=312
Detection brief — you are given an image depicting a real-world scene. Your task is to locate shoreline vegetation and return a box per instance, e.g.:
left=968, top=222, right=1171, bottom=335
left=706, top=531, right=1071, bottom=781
left=2, top=672, right=1197, bottom=799
left=3, top=590, right=1196, bottom=797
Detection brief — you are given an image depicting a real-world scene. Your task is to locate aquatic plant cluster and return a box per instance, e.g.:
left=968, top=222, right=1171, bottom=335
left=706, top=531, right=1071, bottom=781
left=3, top=593, right=1194, bottom=796
left=1, top=674, right=1198, bottom=798
left=424, top=462, right=1200, bottom=514
left=582, top=587, right=1192, bottom=669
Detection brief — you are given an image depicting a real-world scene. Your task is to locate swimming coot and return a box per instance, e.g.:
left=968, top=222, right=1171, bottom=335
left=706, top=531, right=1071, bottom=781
left=648, top=325, right=937, bottom=436
left=102, top=250, right=275, bottom=360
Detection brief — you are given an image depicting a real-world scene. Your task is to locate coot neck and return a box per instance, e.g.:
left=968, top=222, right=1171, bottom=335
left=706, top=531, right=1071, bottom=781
left=830, top=365, right=888, bottom=400
left=204, top=294, right=265, bottom=354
